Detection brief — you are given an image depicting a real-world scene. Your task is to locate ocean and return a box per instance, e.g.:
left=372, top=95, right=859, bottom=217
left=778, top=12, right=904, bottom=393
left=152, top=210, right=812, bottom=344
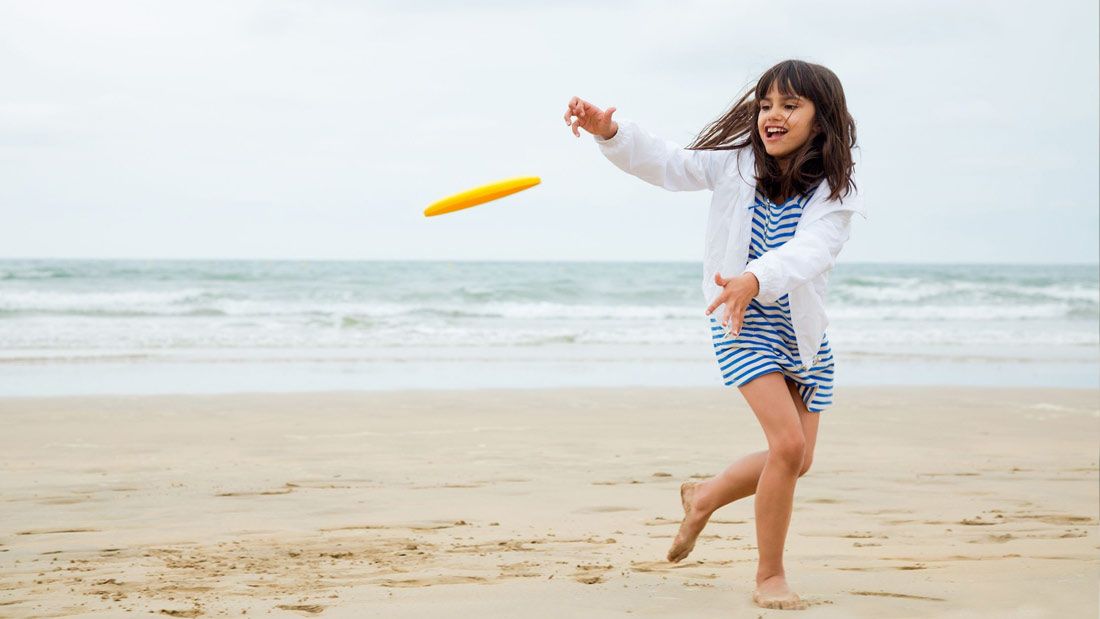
left=0, top=259, right=1096, bottom=395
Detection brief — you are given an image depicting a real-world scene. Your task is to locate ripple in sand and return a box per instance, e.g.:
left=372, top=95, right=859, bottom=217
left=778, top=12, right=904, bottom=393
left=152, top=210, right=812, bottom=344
left=973, top=533, right=1016, bottom=544
left=959, top=515, right=1003, bottom=526
left=409, top=482, right=486, bottom=489
left=158, top=608, right=203, bottom=617
left=574, top=505, right=639, bottom=513
left=321, top=519, right=471, bottom=532
left=378, top=575, right=489, bottom=587
left=17, top=527, right=99, bottom=535
left=848, top=590, right=946, bottom=601
left=837, top=563, right=932, bottom=572
left=275, top=603, right=326, bottom=613
left=215, top=484, right=294, bottom=497
left=1014, top=512, right=1095, bottom=525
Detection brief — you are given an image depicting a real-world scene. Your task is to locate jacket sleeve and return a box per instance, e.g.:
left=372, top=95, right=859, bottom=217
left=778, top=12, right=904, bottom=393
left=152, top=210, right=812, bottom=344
left=593, top=118, right=730, bottom=192
left=742, top=208, right=855, bottom=303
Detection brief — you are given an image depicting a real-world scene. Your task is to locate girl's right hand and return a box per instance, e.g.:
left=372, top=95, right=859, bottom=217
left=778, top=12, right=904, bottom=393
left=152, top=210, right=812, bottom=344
left=564, top=96, right=618, bottom=139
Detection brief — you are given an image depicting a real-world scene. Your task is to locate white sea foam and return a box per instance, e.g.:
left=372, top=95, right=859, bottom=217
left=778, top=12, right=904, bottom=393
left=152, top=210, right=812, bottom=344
left=0, top=259, right=1095, bottom=358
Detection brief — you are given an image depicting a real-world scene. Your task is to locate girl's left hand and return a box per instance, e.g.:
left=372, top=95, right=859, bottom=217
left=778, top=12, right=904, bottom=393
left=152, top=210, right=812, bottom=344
left=705, top=272, right=759, bottom=336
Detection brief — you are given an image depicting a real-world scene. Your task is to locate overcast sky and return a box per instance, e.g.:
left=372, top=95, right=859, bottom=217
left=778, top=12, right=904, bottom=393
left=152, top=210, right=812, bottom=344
left=1, top=0, right=1097, bottom=264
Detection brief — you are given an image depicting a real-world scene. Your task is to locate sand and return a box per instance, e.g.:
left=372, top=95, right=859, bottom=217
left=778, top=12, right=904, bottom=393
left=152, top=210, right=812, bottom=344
left=0, top=386, right=1097, bottom=618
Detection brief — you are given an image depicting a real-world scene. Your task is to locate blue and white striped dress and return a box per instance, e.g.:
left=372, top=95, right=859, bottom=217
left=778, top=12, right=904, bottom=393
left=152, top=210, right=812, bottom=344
left=709, top=184, right=835, bottom=413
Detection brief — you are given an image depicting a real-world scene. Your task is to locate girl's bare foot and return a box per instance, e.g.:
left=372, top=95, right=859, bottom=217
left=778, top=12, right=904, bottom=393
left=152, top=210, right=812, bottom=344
left=666, top=481, right=711, bottom=563
left=752, top=573, right=807, bottom=610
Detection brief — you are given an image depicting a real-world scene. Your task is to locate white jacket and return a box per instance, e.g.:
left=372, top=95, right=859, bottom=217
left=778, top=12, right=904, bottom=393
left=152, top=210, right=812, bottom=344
left=594, top=117, right=869, bottom=369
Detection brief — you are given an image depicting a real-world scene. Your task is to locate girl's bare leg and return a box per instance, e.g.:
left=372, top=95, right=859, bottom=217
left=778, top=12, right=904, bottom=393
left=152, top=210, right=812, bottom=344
left=742, top=372, right=808, bottom=609
left=667, top=377, right=819, bottom=564
left=667, top=373, right=814, bottom=610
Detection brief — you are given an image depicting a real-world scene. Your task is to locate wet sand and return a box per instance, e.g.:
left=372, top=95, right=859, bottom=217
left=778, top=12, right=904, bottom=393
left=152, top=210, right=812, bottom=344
left=1, top=386, right=1097, bottom=617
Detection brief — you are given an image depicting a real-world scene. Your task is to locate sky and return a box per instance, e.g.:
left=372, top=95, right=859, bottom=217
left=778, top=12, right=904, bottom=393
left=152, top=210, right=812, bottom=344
left=0, top=0, right=1097, bottom=264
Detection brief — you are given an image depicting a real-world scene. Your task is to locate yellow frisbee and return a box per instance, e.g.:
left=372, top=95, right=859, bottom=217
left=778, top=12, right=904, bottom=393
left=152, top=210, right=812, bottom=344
left=424, top=176, right=541, bottom=217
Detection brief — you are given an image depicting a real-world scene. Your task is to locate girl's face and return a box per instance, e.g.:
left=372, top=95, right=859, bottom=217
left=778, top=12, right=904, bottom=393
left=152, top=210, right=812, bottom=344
left=757, top=82, right=818, bottom=161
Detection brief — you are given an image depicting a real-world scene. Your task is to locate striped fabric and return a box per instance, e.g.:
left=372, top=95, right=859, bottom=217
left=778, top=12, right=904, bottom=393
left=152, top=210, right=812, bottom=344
left=710, top=184, right=834, bottom=413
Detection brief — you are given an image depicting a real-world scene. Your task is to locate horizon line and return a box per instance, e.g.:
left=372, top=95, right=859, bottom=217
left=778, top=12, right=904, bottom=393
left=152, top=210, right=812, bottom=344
left=1, top=256, right=1097, bottom=267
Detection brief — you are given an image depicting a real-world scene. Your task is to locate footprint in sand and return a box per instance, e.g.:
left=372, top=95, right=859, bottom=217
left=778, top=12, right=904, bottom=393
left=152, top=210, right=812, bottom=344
left=498, top=560, right=542, bottom=578
left=572, top=562, right=614, bottom=584
left=630, top=560, right=703, bottom=572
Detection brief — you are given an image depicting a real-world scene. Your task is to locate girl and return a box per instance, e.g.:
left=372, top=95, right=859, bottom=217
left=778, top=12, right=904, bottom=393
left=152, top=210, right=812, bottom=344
left=563, top=59, right=867, bottom=611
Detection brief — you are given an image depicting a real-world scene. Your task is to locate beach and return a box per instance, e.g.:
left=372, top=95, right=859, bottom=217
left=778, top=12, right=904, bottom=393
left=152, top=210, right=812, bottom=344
left=2, top=385, right=1097, bottom=618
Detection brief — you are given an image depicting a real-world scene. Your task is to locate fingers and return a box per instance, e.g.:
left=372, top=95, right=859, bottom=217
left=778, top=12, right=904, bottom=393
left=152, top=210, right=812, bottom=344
left=716, top=308, right=736, bottom=335
left=564, top=97, right=578, bottom=126
left=706, top=299, right=743, bottom=337
left=564, top=97, right=586, bottom=124
left=566, top=97, right=601, bottom=135
left=728, top=303, right=747, bottom=336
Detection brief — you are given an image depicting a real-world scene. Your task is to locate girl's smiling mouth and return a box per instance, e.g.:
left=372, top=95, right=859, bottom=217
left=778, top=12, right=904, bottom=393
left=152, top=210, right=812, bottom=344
left=764, top=126, right=788, bottom=142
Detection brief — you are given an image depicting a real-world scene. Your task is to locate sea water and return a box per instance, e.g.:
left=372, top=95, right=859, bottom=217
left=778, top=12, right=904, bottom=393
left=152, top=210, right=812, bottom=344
left=0, top=259, right=1096, bottom=395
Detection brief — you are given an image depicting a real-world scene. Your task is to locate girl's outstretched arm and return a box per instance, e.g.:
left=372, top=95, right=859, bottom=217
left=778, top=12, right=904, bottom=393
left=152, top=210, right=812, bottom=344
left=593, top=118, right=732, bottom=192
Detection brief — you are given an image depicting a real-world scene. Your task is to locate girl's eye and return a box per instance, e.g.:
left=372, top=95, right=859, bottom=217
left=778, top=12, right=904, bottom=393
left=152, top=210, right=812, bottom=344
left=785, top=104, right=797, bottom=110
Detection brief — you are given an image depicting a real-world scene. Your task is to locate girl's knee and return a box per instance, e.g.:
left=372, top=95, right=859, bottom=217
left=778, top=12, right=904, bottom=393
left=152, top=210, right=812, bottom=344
left=769, top=437, right=806, bottom=469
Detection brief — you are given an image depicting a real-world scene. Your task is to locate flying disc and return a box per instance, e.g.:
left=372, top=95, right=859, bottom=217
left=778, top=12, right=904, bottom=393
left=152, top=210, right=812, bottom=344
left=424, top=176, right=541, bottom=217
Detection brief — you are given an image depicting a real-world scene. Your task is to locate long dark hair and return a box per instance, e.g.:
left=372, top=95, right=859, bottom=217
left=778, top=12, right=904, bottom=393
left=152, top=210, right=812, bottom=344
left=687, top=59, right=857, bottom=204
